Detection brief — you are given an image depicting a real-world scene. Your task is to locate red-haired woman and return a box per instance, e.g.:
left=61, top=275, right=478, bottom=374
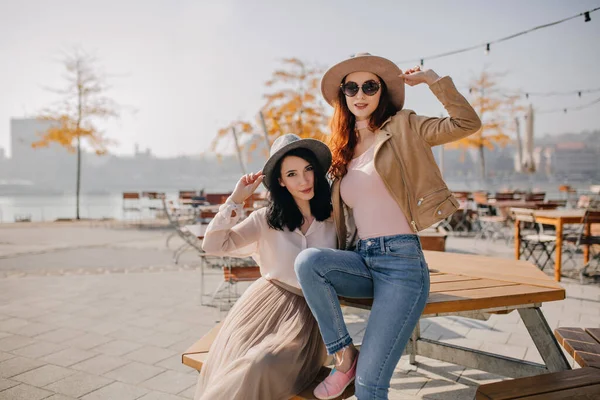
left=295, top=53, right=481, bottom=400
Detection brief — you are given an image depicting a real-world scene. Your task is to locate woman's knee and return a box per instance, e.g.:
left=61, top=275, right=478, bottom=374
left=294, top=248, right=328, bottom=281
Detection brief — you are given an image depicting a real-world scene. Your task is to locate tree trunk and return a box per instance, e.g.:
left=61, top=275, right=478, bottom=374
left=76, top=135, right=81, bottom=220
left=478, top=144, right=486, bottom=180
left=230, top=126, right=247, bottom=174
left=258, top=111, right=271, bottom=154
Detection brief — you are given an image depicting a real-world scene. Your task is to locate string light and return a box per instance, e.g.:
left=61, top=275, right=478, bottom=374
left=397, top=7, right=599, bottom=65
left=465, top=87, right=600, bottom=99
left=536, top=96, right=600, bottom=114
left=485, top=43, right=490, bottom=55
left=516, top=88, right=600, bottom=98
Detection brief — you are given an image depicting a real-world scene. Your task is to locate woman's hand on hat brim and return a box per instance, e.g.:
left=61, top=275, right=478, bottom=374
left=231, top=171, right=264, bottom=204
left=400, top=67, right=440, bottom=87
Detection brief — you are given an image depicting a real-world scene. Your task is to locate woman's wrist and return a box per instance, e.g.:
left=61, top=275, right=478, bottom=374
left=229, top=194, right=245, bottom=205
left=425, top=70, right=441, bottom=86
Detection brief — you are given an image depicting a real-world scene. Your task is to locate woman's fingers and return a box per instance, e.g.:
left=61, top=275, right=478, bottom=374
left=251, top=175, right=264, bottom=191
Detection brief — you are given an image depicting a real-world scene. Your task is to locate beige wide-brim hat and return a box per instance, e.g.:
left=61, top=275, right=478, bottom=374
left=321, top=52, right=405, bottom=110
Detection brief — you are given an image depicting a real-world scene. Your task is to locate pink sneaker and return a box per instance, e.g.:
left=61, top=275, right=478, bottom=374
left=313, top=353, right=358, bottom=400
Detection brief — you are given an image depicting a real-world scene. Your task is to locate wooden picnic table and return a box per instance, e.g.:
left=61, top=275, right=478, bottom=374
left=341, top=251, right=569, bottom=378
left=514, top=209, right=600, bottom=282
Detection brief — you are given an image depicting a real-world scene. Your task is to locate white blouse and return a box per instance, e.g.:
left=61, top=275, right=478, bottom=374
left=201, top=198, right=337, bottom=290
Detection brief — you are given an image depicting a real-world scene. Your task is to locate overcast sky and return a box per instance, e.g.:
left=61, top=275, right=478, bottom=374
left=1, top=0, right=599, bottom=158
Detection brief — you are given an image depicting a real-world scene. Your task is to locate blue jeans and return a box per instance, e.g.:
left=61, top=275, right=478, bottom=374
left=295, top=234, right=430, bottom=400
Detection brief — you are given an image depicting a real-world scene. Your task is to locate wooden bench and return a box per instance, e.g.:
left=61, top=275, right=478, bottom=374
left=182, top=323, right=355, bottom=400
left=475, top=327, right=600, bottom=399
left=555, top=327, right=600, bottom=368
left=475, top=366, right=600, bottom=399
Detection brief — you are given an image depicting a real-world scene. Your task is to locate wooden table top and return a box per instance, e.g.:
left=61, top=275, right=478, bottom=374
left=342, top=251, right=565, bottom=315
left=531, top=209, right=600, bottom=224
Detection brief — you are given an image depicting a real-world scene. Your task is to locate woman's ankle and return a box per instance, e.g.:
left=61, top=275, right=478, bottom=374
left=334, top=345, right=358, bottom=373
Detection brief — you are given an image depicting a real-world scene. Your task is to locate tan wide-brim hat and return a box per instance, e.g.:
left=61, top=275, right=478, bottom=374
left=321, top=52, right=405, bottom=110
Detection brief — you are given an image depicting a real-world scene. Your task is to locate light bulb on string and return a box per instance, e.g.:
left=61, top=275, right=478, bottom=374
left=420, top=59, right=424, bottom=67
left=578, top=91, right=582, bottom=98
left=584, top=11, right=591, bottom=22
left=485, top=43, right=490, bottom=55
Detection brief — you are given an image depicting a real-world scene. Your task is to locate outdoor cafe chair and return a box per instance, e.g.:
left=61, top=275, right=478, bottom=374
left=512, top=207, right=556, bottom=272
left=562, top=197, right=600, bottom=283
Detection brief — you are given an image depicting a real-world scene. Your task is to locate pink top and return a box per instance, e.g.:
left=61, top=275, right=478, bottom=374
left=340, top=143, right=413, bottom=239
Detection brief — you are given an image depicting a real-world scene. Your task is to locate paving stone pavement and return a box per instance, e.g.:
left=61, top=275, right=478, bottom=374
left=0, top=222, right=598, bottom=399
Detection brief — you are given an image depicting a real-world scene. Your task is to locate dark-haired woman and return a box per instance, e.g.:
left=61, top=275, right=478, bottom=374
left=194, top=134, right=336, bottom=400
left=295, top=53, right=482, bottom=399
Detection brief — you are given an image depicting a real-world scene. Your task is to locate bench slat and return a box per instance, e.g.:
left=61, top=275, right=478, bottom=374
left=555, top=328, right=598, bottom=345
left=518, top=383, right=600, bottom=400
left=587, top=328, right=600, bottom=344
left=475, top=367, right=600, bottom=399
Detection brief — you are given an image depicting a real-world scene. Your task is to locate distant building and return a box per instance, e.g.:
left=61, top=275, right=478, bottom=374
left=550, top=142, right=600, bottom=180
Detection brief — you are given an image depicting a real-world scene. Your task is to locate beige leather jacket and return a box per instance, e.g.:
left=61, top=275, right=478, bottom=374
left=332, top=76, right=482, bottom=249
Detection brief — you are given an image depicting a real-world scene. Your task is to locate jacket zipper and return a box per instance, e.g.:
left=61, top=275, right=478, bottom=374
left=384, top=133, right=419, bottom=233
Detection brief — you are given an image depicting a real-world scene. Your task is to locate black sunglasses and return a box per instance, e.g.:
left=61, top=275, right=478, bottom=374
left=340, top=79, right=381, bottom=97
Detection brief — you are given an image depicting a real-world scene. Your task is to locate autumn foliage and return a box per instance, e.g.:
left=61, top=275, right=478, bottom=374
left=211, top=58, right=329, bottom=164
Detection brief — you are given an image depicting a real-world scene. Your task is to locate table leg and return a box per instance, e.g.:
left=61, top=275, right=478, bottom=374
left=518, top=308, right=570, bottom=372
left=555, top=221, right=563, bottom=282
left=515, top=219, right=521, bottom=260
left=583, top=222, right=591, bottom=264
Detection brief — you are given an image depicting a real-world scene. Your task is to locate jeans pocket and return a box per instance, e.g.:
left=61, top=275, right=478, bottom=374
left=370, top=254, right=425, bottom=290
left=385, top=240, right=421, bottom=260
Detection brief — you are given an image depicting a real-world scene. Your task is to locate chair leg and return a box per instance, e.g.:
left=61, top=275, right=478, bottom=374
left=173, top=243, right=191, bottom=264
left=539, top=243, right=556, bottom=272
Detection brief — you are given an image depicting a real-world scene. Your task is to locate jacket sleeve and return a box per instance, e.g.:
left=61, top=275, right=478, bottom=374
left=201, top=197, right=260, bottom=257
left=408, top=76, right=482, bottom=147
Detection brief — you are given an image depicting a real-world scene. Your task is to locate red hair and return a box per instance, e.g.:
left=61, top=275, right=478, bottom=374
left=328, top=77, right=398, bottom=179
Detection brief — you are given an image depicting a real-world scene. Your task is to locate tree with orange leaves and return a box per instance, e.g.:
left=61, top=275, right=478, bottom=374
left=210, top=121, right=255, bottom=174
left=261, top=58, right=328, bottom=142
left=210, top=58, right=328, bottom=168
left=32, top=49, right=121, bottom=219
left=445, top=71, right=519, bottom=179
